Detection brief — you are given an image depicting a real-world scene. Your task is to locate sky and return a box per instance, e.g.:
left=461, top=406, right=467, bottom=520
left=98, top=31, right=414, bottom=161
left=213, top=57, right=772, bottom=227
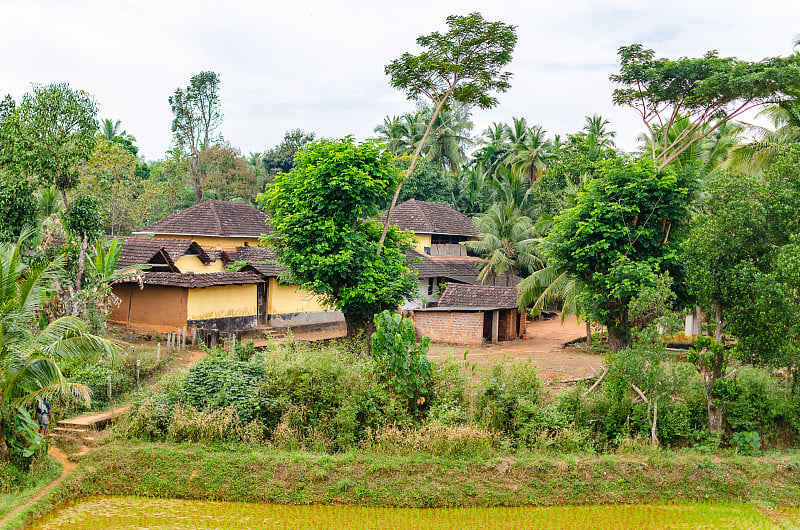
left=2, top=0, right=799, bottom=161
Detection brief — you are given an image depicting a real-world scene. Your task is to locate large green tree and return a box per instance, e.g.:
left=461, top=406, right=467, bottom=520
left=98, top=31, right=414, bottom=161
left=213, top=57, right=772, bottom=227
left=263, top=138, right=418, bottom=338
left=169, top=71, right=223, bottom=202
left=0, top=83, right=98, bottom=207
left=610, top=43, right=800, bottom=170
left=378, top=12, right=517, bottom=253
left=544, top=159, right=695, bottom=349
left=683, top=146, right=800, bottom=429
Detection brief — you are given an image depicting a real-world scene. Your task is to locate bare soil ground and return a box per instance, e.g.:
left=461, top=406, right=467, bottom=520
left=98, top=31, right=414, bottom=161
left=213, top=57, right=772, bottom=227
left=427, top=314, right=603, bottom=382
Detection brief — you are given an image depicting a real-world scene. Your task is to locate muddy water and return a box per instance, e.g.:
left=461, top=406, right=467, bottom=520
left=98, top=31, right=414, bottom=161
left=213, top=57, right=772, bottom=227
left=31, top=496, right=775, bottom=529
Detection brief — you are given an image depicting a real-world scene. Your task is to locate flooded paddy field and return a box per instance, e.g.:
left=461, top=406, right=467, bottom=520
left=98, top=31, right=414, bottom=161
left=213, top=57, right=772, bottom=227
left=31, top=496, right=780, bottom=529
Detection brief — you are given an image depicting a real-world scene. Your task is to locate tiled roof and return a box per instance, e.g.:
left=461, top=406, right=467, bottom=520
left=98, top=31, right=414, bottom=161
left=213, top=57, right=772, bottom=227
left=438, top=284, right=518, bottom=309
left=379, top=199, right=478, bottom=237
left=233, top=246, right=285, bottom=277
left=119, top=271, right=263, bottom=288
left=116, top=237, right=211, bottom=269
left=134, top=200, right=271, bottom=238
left=407, top=251, right=482, bottom=284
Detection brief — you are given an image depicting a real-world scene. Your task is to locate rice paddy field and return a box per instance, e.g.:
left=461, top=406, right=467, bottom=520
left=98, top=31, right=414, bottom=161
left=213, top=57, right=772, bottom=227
left=30, top=496, right=782, bottom=529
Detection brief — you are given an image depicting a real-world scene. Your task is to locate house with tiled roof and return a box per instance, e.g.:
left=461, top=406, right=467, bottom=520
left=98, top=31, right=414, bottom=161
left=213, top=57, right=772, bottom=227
left=380, top=199, right=479, bottom=253
left=133, top=200, right=271, bottom=248
left=113, top=200, right=343, bottom=335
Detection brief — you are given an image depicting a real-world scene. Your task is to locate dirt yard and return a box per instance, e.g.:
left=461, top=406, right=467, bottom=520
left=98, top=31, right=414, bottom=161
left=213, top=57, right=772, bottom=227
left=426, top=314, right=603, bottom=382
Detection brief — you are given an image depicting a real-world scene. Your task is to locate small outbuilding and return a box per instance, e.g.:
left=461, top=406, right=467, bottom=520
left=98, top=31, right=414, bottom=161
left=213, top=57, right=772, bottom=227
left=407, top=284, right=524, bottom=345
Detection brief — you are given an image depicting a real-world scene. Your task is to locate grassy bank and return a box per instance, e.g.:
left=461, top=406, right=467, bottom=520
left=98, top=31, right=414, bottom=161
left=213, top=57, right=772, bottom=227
left=8, top=439, right=800, bottom=528
left=0, top=456, right=61, bottom=522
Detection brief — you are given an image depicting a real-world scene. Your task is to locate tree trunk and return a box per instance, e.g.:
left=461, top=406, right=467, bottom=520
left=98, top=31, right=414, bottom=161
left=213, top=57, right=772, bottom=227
left=344, top=312, right=377, bottom=353
left=651, top=399, right=659, bottom=448
left=377, top=89, right=454, bottom=255
left=75, top=234, right=89, bottom=293
left=702, top=342, right=727, bottom=432
left=607, top=324, right=630, bottom=352
left=585, top=320, right=592, bottom=349
left=714, top=300, right=725, bottom=344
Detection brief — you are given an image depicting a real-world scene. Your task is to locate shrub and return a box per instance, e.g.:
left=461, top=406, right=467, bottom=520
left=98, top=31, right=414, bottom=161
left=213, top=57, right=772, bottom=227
left=370, top=311, right=434, bottom=410
left=474, top=361, right=541, bottom=435
left=731, top=431, right=762, bottom=455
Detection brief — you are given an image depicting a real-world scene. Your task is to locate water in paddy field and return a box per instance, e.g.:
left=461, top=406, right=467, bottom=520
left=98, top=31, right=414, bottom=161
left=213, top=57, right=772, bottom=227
left=30, top=497, right=781, bottom=529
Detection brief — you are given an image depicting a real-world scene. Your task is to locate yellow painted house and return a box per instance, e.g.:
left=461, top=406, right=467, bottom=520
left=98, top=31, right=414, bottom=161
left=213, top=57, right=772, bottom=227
left=114, top=201, right=343, bottom=334
left=112, top=199, right=499, bottom=337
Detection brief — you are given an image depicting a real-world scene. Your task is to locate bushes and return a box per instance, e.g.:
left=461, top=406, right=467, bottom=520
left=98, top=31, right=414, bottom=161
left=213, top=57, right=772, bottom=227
left=120, top=330, right=800, bottom=455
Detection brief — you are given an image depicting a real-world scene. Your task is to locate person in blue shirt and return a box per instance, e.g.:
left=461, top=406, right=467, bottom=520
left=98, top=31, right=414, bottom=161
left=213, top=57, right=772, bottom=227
left=35, top=399, right=51, bottom=435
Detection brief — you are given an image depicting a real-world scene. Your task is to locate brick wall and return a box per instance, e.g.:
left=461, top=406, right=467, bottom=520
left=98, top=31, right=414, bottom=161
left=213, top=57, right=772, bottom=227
left=411, top=311, right=484, bottom=345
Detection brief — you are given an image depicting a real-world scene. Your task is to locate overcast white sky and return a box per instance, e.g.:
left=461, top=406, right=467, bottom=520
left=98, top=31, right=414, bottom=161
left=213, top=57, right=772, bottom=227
left=2, top=0, right=799, bottom=161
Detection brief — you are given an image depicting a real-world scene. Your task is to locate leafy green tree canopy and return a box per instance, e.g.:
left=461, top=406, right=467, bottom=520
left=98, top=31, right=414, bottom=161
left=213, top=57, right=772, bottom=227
left=379, top=12, right=517, bottom=253
left=610, top=43, right=800, bottom=170
left=0, top=83, right=98, bottom=205
left=545, top=158, right=695, bottom=349
left=262, top=129, right=315, bottom=182
left=0, top=171, right=36, bottom=242
left=262, top=137, right=418, bottom=337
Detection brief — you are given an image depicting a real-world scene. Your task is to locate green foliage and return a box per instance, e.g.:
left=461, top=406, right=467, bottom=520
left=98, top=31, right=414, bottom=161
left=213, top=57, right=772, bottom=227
left=370, top=311, right=433, bottom=408
left=1, top=407, right=46, bottom=468
left=393, top=157, right=453, bottom=205
left=263, top=137, right=418, bottom=332
left=474, top=361, right=541, bottom=436
left=544, top=158, right=695, bottom=347
left=610, top=43, right=800, bottom=169
left=385, top=12, right=517, bottom=110
left=731, top=431, right=762, bottom=456
left=0, top=171, right=36, bottom=242
left=62, top=194, right=104, bottom=241
left=261, top=129, right=315, bottom=184
left=0, top=83, right=98, bottom=194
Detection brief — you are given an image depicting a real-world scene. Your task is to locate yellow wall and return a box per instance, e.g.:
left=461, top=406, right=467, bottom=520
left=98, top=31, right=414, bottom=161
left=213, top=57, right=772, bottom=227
left=174, top=255, right=225, bottom=274
left=267, top=278, right=328, bottom=314
left=154, top=234, right=261, bottom=248
left=413, top=233, right=432, bottom=252
left=187, top=284, right=257, bottom=321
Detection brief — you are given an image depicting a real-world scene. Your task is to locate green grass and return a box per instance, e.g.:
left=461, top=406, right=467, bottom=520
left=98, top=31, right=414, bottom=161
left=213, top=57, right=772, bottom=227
left=8, top=439, right=800, bottom=528
left=0, top=456, right=61, bottom=520
left=28, top=497, right=779, bottom=529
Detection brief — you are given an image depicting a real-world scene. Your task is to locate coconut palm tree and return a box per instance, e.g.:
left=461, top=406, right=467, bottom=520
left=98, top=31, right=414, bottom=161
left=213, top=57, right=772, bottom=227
left=501, top=118, right=552, bottom=182
left=99, top=118, right=135, bottom=141
left=474, top=122, right=510, bottom=174
left=583, top=114, right=617, bottom=151
left=0, top=229, right=119, bottom=459
left=727, top=99, right=800, bottom=173
left=452, top=164, right=491, bottom=216
left=464, top=203, right=543, bottom=286
left=423, top=107, right=472, bottom=176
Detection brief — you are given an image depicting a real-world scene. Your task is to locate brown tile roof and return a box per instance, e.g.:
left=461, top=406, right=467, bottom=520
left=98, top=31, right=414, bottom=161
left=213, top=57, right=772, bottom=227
left=407, top=251, right=483, bottom=284
left=438, top=284, right=518, bottom=309
left=379, top=199, right=478, bottom=237
left=116, top=237, right=211, bottom=269
left=120, top=271, right=263, bottom=288
left=134, top=200, right=271, bottom=238
left=233, top=246, right=285, bottom=277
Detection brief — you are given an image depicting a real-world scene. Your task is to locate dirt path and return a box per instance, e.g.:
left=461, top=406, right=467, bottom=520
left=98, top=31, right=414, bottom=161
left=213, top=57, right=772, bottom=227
left=0, top=344, right=210, bottom=528
left=0, top=443, right=86, bottom=528
left=427, top=314, right=603, bottom=381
